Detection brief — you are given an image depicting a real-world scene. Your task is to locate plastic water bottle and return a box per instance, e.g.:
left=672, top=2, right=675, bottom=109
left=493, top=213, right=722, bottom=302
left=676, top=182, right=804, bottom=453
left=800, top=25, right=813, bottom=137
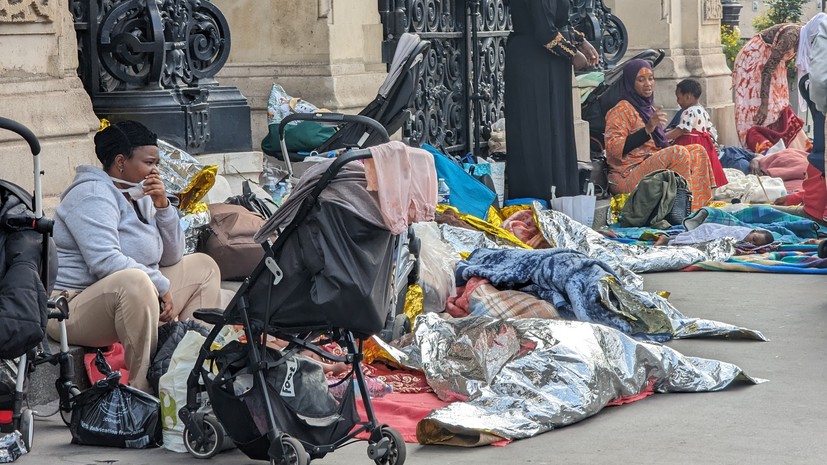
left=260, top=173, right=278, bottom=201
left=437, top=178, right=451, bottom=205
left=273, top=181, right=290, bottom=206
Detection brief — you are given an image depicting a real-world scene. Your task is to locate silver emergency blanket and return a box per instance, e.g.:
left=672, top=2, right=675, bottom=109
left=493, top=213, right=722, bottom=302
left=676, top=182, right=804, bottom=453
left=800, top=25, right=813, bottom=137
left=409, top=314, right=765, bottom=445
left=532, top=205, right=765, bottom=340
left=535, top=204, right=733, bottom=288
left=438, top=224, right=519, bottom=255
left=179, top=207, right=210, bottom=255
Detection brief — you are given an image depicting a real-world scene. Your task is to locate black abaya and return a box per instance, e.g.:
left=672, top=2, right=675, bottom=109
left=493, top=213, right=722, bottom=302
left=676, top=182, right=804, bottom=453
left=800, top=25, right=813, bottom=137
left=505, top=0, right=580, bottom=199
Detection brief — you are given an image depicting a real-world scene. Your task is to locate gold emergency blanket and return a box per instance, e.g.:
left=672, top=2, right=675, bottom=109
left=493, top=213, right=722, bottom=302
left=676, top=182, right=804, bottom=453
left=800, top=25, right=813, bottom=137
left=157, top=140, right=218, bottom=213
left=408, top=314, right=765, bottom=445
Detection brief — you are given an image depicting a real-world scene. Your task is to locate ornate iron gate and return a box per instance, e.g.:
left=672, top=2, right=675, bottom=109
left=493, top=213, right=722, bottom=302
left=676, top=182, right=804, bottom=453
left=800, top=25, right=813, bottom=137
left=379, top=0, right=626, bottom=157
left=379, top=0, right=511, bottom=155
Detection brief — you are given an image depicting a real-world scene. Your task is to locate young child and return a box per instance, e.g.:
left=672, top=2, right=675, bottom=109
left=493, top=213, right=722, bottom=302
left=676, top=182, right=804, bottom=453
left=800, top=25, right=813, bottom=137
left=666, top=79, right=728, bottom=187
left=666, top=79, right=718, bottom=142
left=654, top=224, right=774, bottom=247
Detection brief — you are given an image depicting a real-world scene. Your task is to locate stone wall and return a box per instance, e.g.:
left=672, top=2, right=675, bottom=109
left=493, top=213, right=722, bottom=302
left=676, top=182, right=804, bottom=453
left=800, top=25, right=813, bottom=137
left=212, top=0, right=387, bottom=151
left=0, top=0, right=99, bottom=205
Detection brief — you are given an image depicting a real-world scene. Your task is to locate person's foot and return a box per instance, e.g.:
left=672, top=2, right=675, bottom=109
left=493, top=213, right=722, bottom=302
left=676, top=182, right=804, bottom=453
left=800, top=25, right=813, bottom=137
left=654, top=235, right=670, bottom=246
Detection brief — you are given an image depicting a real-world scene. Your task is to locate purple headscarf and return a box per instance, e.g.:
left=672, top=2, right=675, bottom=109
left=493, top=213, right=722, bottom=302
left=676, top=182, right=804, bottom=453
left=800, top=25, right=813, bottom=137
left=621, top=59, right=668, bottom=148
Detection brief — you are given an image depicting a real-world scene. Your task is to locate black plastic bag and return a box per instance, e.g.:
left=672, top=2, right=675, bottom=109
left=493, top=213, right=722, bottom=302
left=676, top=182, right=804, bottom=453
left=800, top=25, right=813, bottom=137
left=69, top=350, right=162, bottom=449
left=225, top=180, right=277, bottom=219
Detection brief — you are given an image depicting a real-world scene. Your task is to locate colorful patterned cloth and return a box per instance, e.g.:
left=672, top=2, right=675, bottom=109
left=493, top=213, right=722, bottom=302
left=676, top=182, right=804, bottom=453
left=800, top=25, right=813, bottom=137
left=685, top=250, right=827, bottom=274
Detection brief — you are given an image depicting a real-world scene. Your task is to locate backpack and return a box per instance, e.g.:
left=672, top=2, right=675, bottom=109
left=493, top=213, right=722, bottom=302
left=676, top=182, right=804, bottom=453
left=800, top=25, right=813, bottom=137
left=202, top=204, right=266, bottom=281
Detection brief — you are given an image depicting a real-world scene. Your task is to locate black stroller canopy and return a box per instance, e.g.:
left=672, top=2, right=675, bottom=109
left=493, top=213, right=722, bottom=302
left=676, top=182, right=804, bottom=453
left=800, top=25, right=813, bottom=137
left=316, top=33, right=430, bottom=153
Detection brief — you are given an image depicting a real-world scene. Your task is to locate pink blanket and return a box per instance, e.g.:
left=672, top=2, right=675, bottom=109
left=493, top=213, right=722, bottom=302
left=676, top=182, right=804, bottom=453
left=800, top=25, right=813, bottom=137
left=758, top=148, right=809, bottom=193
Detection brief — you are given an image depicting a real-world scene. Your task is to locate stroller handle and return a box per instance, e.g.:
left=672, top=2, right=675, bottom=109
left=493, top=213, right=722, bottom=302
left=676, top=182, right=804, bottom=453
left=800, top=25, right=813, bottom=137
left=0, top=117, right=41, bottom=156
left=277, top=113, right=390, bottom=142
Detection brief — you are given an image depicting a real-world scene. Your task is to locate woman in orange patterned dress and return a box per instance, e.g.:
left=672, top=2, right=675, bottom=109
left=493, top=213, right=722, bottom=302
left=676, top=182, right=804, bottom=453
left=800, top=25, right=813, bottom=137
left=732, top=23, right=802, bottom=145
left=604, top=60, right=716, bottom=211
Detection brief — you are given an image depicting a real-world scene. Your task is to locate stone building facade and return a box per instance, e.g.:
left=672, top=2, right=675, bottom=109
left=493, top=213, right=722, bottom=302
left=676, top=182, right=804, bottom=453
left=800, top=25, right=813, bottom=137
left=0, top=0, right=737, bottom=206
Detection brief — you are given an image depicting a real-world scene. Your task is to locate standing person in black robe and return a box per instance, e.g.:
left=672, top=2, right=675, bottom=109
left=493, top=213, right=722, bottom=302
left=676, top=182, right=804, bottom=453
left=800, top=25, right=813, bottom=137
left=505, top=0, right=598, bottom=200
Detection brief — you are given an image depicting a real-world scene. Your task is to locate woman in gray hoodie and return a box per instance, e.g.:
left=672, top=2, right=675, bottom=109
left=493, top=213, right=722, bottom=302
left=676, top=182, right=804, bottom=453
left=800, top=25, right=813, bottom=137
left=47, top=121, right=221, bottom=393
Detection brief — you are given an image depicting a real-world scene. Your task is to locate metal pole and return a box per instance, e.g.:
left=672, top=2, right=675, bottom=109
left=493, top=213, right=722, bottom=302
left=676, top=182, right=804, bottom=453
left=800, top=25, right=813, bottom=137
left=469, top=0, right=482, bottom=161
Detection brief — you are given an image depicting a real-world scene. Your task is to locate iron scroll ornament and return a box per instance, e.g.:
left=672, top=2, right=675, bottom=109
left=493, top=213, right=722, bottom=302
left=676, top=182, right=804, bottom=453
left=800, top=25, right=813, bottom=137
left=94, top=0, right=230, bottom=91
left=568, top=0, right=628, bottom=67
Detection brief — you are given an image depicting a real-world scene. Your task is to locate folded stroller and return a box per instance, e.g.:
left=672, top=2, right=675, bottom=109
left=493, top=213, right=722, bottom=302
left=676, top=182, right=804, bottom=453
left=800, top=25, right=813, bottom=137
left=179, top=121, right=414, bottom=465
left=264, top=33, right=431, bottom=161
left=581, top=49, right=666, bottom=153
left=0, top=117, right=80, bottom=452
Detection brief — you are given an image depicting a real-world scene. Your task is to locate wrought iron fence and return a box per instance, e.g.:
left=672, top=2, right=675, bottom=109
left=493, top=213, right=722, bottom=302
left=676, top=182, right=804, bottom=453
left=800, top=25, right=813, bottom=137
left=379, top=0, right=626, bottom=156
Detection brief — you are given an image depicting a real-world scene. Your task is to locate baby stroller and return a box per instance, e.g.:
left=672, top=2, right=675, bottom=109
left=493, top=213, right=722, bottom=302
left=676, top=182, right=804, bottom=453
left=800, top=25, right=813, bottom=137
left=178, top=119, right=413, bottom=465
left=581, top=48, right=666, bottom=153
left=265, top=33, right=431, bottom=161
left=277, top=112, right=417, bottom=344
left=0, top=117, right=80, bottom=452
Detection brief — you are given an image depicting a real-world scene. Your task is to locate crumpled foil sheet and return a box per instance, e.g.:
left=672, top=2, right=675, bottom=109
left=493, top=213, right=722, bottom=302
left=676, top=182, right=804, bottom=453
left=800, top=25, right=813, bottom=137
left=534, top=203, right=734, bottom=288
left=179, top=202, right=210, bottom=255
left=436, top=205, right=529, bottom=249
left=534, top=204, right=765, bottom=341
left=439, top=224, right=521, bottom=256
left=411, top=313, right=765, bottom=445
left=158, top=140, right=218, bottom=213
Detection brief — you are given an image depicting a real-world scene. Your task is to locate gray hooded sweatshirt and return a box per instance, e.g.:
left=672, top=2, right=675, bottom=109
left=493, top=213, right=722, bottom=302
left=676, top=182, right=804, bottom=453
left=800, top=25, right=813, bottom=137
left=53, top=165, right=184, bottom=295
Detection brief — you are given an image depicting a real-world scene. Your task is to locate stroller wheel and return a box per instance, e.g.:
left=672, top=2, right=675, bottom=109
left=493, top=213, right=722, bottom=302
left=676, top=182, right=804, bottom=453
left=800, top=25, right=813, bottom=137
left=183, top=416, right=222, bottom=459
left=819, top=240, right=827, bottom=259
left=370, top=426, right=406, bottom=465
left=270, top=436, right=308, bottom=465
left=59, top=386, right=82, bottom=427
left=20, top=408, right=33, bottom=452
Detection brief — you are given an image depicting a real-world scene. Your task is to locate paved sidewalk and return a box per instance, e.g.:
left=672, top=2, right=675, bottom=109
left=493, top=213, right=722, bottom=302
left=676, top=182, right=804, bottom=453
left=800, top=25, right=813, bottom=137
left=25, top=271, right=827, bottom=465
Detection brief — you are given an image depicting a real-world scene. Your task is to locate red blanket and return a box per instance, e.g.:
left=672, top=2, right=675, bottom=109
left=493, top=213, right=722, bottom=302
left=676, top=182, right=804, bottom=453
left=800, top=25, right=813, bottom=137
left=674, top=131, right=728, bottom=187
left=744, top=105, right=804, bottom=154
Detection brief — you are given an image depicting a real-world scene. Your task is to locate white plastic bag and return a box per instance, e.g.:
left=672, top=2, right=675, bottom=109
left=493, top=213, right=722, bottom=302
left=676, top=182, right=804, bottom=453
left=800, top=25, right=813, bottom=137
left=551, top=183, right=596, bottom=227
left=411, top=222, right=458, bottom=312
left=159, top=331, right=207, bottom=453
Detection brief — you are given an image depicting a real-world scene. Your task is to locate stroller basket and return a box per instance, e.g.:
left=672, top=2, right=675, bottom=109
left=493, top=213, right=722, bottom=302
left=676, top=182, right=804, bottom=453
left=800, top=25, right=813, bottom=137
left=207, top=341, right=358, bottom=460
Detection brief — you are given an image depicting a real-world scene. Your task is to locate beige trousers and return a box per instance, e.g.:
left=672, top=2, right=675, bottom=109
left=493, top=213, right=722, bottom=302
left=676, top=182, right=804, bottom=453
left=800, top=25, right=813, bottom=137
left=47, top=253, right=222, bottom=392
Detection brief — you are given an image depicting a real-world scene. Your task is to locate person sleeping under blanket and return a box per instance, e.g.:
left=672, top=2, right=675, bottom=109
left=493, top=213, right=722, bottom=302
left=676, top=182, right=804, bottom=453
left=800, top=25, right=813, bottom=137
left=653, top=223, right=774, bottom=247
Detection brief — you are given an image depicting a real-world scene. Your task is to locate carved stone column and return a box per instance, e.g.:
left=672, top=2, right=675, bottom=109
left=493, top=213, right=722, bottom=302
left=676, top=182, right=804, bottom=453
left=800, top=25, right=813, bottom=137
left=0, top=0, right=99, bottom=204
left=212, top=0, right=387, bottom=150
left=605, top=0, right=737, bottom=146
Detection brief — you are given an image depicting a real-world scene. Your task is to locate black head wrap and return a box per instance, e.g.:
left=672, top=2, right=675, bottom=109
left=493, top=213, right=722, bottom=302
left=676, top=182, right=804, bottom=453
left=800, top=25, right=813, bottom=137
left=94, top=120, right=157, bottom=170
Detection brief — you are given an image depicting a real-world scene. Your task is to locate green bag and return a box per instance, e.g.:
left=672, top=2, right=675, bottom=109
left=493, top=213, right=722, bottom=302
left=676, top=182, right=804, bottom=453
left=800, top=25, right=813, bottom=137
left=260, top=121, right=336, bottom=157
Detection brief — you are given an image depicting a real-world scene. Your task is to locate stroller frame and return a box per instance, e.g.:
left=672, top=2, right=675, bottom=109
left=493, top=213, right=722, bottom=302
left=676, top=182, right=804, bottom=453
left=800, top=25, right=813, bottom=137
left=0, top=117, right=80, bottom=451
left=180, top=137, right=407, bottom=465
